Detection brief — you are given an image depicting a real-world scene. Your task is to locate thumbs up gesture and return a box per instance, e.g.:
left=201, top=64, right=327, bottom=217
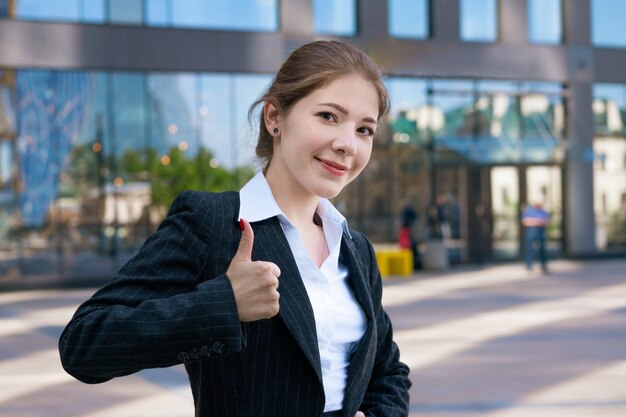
left=226, top=219, right=281, bottom=322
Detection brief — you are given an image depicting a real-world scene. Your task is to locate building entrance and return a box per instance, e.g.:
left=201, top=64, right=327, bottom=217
left=490, top=165, right=563, bottom=262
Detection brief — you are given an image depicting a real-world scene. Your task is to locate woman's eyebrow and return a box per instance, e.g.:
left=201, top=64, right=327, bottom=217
left=317, top=102, right=378, bottom=124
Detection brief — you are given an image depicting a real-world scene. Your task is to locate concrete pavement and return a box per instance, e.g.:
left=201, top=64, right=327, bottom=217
left=0, top=259, right=625, bottom=416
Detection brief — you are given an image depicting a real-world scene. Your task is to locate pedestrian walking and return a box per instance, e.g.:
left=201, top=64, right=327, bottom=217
left=59, top=40, right=411, bottom=417
left=522, top=199, right=551, bottom=273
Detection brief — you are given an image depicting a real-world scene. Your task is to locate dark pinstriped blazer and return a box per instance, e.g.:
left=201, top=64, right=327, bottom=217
left=59, top=191, right=411, bottom=417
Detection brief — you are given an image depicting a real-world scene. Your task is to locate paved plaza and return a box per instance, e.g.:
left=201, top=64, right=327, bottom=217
left=1, top=259, right=625, bottom=416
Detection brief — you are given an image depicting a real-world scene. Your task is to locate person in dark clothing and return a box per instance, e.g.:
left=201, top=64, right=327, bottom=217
left=522, top=200, right=550, bottom=273
left=59, top=40, right=411, bottom=417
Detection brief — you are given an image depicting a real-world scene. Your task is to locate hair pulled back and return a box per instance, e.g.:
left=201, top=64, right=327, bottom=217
left=249, top=40, right=390, bottom=171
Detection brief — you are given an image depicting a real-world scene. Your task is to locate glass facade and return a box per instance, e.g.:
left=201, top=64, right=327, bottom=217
left=14, top=0, right=105, bottom=23
left=9, top=0, right=279, bottom=32
left=385, top=77, right=566, bottom=166
left=388, top=0, right=429, bottom=39
left=460, top=0, right=498, bottom=42
left=0, top=68, right=268, bottom=281
left=528, top=0, right=562, bottom=44
left=2, top=1, right=624, bottom=280
left=593, top=83, right=626, bottom=250
left=592, top=0, right=626, bottom=48
left=352, top=77, right=567, bottom=263
left=313, top=0, right=356, bottom=36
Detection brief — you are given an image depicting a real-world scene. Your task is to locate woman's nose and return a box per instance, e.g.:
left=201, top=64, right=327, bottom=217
left=332, top=128, right=357, bottom=156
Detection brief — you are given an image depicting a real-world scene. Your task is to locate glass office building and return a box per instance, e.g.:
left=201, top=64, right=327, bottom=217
left=0, top=0, right=625, bottom=283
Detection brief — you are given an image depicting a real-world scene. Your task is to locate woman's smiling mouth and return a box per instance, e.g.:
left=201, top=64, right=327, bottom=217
left=315, top=157, right=349, bottom=176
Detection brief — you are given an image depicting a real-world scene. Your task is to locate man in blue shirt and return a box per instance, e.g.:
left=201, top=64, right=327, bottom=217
left=522, top=200, right=551, bottom=273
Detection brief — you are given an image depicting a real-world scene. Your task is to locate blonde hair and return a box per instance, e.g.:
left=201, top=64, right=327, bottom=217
left=249, top=40, right=390, bottom=171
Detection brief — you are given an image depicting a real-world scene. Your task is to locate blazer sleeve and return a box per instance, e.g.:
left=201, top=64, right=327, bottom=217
left=358, top=234, right=412, bottom=417
left=58, top=191, right=243, bottom=384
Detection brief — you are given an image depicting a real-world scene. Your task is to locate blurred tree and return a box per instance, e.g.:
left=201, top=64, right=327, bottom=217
left=147, top=146, right=254, bottom=208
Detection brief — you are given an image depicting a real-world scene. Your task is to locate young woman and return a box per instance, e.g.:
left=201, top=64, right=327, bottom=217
left=59, top=40, right=411, bottom=417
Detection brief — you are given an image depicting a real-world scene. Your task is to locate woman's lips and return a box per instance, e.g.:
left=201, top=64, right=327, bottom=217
left=316, top=157, right=348, bottom=176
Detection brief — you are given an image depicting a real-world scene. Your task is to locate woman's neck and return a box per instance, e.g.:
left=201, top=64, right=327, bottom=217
left=265, top=172, right=320, bottom=228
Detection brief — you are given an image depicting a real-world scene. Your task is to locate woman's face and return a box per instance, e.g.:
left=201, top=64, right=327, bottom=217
left=265, top=74, right=379, bottom=200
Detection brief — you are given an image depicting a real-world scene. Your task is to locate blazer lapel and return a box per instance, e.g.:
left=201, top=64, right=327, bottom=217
left=251, top=217, right=323, bottom=384
left=340, top=233, right=374, bottom=321
left=340, top=233, right=378, bottom=417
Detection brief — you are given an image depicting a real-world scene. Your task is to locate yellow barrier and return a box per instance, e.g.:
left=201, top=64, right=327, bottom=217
left=374, top=248, right=413, bottom=278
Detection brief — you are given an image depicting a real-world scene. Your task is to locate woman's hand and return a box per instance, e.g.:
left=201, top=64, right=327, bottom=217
left=355, top=412, right=365, bottom=417
left=226, top=219, right=281, bottom=322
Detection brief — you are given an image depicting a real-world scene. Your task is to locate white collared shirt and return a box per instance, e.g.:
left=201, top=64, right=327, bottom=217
left=238, top=172, right=367, bottom=412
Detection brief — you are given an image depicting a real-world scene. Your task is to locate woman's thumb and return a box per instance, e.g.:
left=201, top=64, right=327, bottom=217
left=234, top=218, right=254, bottom=261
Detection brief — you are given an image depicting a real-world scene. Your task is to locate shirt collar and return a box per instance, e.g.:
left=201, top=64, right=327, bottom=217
left=238, top=171, right=352, bottom=238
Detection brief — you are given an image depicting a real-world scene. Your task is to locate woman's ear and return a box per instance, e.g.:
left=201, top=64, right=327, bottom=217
left=263, top=100, right=281, bottom=136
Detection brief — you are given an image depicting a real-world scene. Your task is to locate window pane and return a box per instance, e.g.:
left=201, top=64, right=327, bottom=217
left=165, top=0, right=277, bottom=31
left=234, top=74, right=272, bottom=168
left=16, top=0, right=81, bottom=22
left=146, top=0, right=169, bottom=26
left=195, top=74, right=233, bottom=168
left=81, top=0, right=105, bottom=23
left=593, top=84, right=625, bottom=136
left=387, top=78, right=428, bottom=144
left=15, top=0, right=104, bottom=23
left=108, top=0, right=143, bottom=25
left=528, top=0, right=561, bottom=44
left=389, top=0, right=429, bottom=39
left=1, top=0, right=9, bottom=17
left=594, top=134, right=626, bottom=249
left=313, top=0, right=356, bottom=36
left=592, top=0, right=626, bottom=47
left=460, top=0, right=498, bottom=42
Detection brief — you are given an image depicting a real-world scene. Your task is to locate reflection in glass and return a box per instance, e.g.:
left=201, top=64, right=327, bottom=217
left=528, top=0, right=561, bottom=44
left=234, top=74, right=272, bottom=168
left=386, top=78, right=429, bottom=144
left=194, top=73, right=232, bottom=168
left=593, top=138, right=626, bottom=249
left=313, top=0, right=356, bottom=35
left=491, top=167, right=519, bottom=259
left=388, top=0, right=429, bottom=39
left=593, top=83, right=625, bottom=136
left=1, top=68, right=267, bottom=282
left=17, top=70, right=92, bottom=227
left=431, top=79, right=475, bottom=140
left=460, top=0, right=498, bottom=42
left=592, top=0, right=626, bottom=48
left=593, top=82, right=626, bottom=250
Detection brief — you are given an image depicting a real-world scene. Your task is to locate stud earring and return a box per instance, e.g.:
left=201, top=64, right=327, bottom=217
left=273, top=127, right=279, bottom=134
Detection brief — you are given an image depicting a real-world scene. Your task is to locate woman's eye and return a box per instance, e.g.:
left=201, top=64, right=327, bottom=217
left=358, top=127, right=375, bottom=137
left=318, top=112, right=336, bottom=122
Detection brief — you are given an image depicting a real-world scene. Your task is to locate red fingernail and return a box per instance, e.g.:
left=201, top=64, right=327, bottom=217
left=239, top=219, right=245, bottom=231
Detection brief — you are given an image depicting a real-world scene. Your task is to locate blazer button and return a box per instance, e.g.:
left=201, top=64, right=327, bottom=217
left=190, top=348, right=200, bottom=360
left=200, top=345, right=211, bottom=357
left=211, top=341, right=225, bottom=354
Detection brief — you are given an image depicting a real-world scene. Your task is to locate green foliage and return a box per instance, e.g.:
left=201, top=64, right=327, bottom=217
left=141, top=146, right=254, bottom=209
left=64, top=144, right=254, bottom=210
